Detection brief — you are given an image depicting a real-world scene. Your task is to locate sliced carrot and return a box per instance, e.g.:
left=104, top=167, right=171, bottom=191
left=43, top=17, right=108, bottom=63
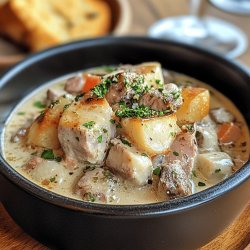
left=217, top=122, right=241, bottom=144
left=82, top=74, right=101, bottom=93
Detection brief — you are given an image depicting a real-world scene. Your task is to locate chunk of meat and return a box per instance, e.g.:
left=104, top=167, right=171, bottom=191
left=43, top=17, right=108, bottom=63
left=196, top=152, right=233, bottom=181
left=76, top=168, right=118, bottom=203
left=58, top=98, right=115, bottom=166
left=46, top=88, right=66, bottom=105
left=210, top=108, right=234, bottom=124
left=158, top=129, right=197, bottom=199
left=64, top=74, right=84, bottom=94
left=139, top=83, right=182, bottom=112
left=105, top=71, right=128, bottom=105
left=24, top=156, right=43, bottom=170
left=106, top=138, right=153, bottom=186
left=167, top=130, right=198, bottom=174
left=196, top=115, right=220, bottom=153
left=158, top=160, right=192, bottom=199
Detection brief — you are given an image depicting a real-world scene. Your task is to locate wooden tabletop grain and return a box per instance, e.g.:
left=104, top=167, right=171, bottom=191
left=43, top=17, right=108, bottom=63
left=0, top=0, right=250, bottom=249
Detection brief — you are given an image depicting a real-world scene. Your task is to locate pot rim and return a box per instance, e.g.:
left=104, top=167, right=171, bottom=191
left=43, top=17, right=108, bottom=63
left=0, top=36, right=249, bottom=217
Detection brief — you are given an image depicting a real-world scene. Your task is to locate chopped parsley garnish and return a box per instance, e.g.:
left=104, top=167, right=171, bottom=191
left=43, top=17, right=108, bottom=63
left=34, top=101, right=46, bottom=109
left=173, top=151, right=179, bottom=156
left=17, top=112, right=26, bottom=115
left=110, top=119, right=116, bottom=124
left=198, top=181, right=206, bottom=187
left=192, top=170, right=197, bottom=177
left=49, top=176, right=56, bottom=182
left=83, top=121, right=96, bottom=129
left=75, top=93, right=85, bottom=101
left=115, top=103, right=171, bottom=118
left=41, top=149, right=55, bottom=160
left=141, top=153, right=149, bottom=157
left=49, top=99, right=59, bottom=108
left=215, top=169, right=221, bottom=173
left=155, top=79, right=161, bottom=84
left=63, top=104, right=70, bottom=110
left=172, top=91, right=181, bottom=100
left=84, top=192, right=96, bottom=202
left=41, top=149, right=61, bottom=162
left=170, top=132, right=176, bottom=137
left=121, top=138, right=131, bottom=147
left=103, top=128, right=108, bottom=133
left=97, top=135, right=103, bottom=143
left=116, top=123, right=122, bottom=128
left=185, top=124, right=194, bottom=132
left=92, top=78, right=111, bottom=98
left=55, top=156, right=62, bottom=162
left=153, top=166, right=161, bottom=176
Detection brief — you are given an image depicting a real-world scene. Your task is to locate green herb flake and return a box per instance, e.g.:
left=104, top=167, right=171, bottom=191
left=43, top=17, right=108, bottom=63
left=155, top=79, right=161, bottom=84
left=82, top=121, right=96, bottom=129
left=173, top=151, right=179, bottom=156
left=103, top=128, right=108, bottom=133
left=63, top=104, right=70, bottom=111
left=141, top=153, right=149, bottom=157
left=97, top=135, right=103, bottom=143
left=84, top=192, right=96, bottom=202
left=198, top=181, right=206, bottom=187
left=34, top=101, right=46, bottom=109
left=115, top=104, right=171, bottom=119
left=215, top=169, right=221, bottom=173
left=153, top=166, right=161, bottom=176
left=121, top=138, right=131, bottom=147
left=110, top=119, right=116, bottom=124
left=116, top=123, right=122, bottom=128
left=41, top=149, right=55, bottom=160
left=17, top=112, right=26, bottom=115
left=170, top=132, right=176, bottom=137
left=49, top=176, right=56, bottom=182
left=75, top=93, right=85, bottom=101
left=41, top=149, right=61, bottom=162
left=55, top=156, right=62, bottom=162
left=92, top=78, right=111, bottom=98
left=192, top=170, right=197, bottom=177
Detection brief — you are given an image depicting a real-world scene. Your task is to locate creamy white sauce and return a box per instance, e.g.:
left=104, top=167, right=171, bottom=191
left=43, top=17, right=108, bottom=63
left=2, top=68, right=249, bottom=204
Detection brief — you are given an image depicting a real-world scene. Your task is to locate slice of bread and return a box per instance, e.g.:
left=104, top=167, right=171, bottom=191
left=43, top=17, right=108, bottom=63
left=0, top=0, right=111, bottom=51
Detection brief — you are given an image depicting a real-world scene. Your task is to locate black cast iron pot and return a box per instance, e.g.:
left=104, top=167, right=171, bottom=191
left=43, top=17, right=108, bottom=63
left=0, top=37, right=249, bottom=250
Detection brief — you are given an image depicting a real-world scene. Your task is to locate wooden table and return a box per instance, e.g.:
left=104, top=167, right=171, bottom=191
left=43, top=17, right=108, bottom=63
left=0, top=0, right=250, bottom=249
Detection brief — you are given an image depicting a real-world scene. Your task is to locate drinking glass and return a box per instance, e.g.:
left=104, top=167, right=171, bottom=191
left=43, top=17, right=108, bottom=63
left=148, top=0, right=248, bottom=58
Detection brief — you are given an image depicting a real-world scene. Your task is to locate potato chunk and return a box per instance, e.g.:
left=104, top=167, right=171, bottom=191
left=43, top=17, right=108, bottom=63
left=27, top=94, right=73, bottom=149
left=176, top=87, right=210, bottom=125
left=134, top=62, right=164, bottom=87
left=121, top=114, right=180, bottom=156
left=106, top=138, right=153, bottom=186
left=196, top=152, right=233, bottom=181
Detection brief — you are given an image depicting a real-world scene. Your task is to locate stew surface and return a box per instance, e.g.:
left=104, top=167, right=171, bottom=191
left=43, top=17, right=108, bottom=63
left=2, top=63, right=249, bottom=204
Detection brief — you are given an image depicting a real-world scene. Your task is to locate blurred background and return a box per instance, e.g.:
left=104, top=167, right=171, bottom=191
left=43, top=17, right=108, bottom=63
left=0, top=0, right=250, bottom=70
